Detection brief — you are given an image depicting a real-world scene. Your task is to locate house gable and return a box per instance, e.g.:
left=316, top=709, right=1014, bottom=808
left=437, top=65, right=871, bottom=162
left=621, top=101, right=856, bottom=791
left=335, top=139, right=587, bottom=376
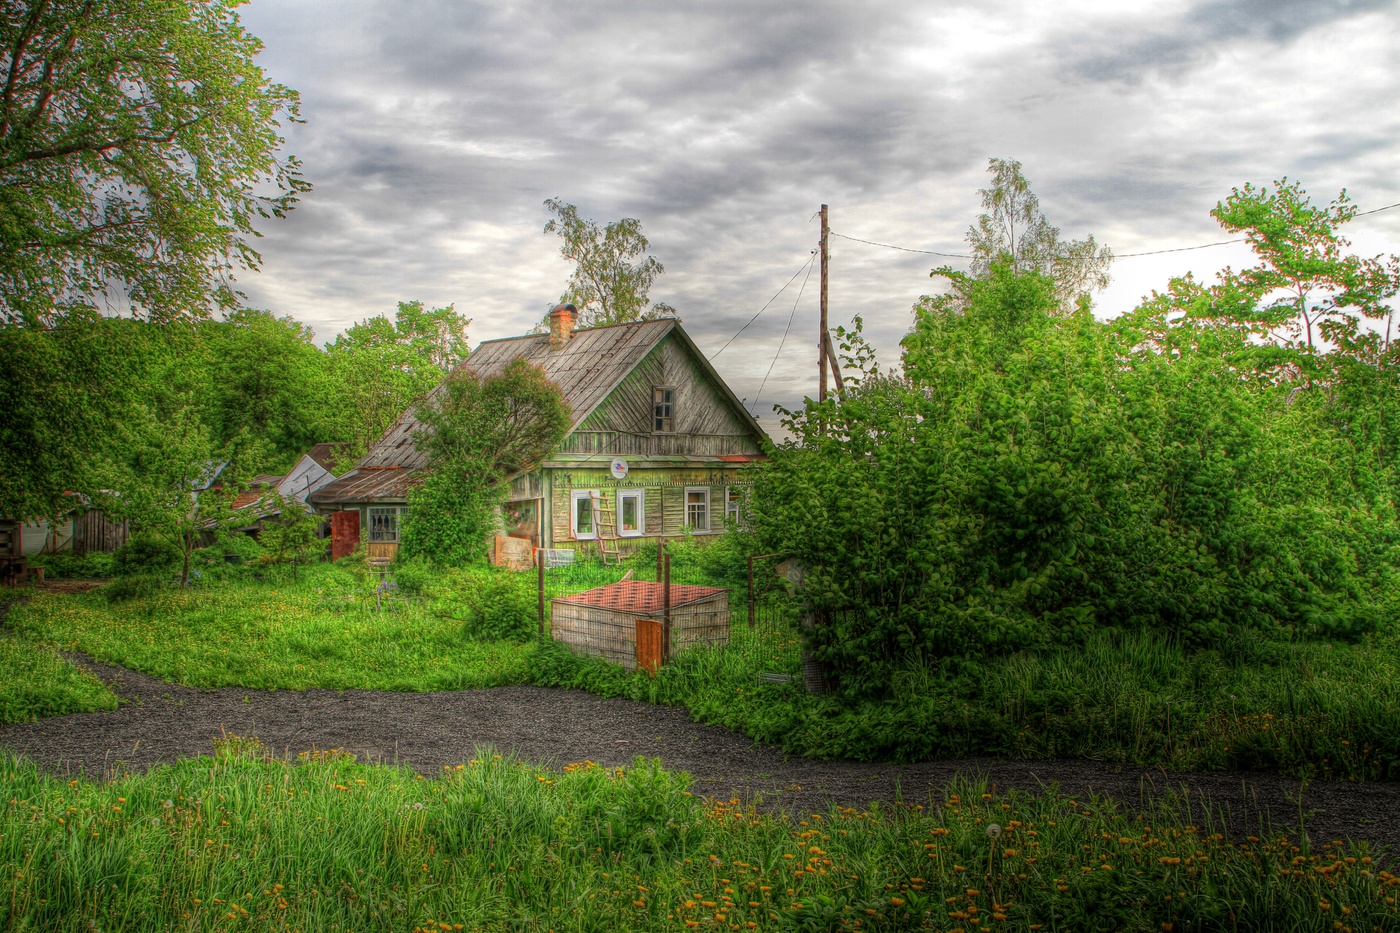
left=563, top=330, right=763, bottom=457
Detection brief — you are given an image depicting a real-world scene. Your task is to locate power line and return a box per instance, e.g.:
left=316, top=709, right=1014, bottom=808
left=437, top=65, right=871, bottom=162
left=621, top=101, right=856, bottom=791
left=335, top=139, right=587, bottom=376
left=711, top=253, right=816, bottom=359
left=829, top=199, right=1400, bottom=263
left=829, top=232, right=970, bottom=258
left=751, top=255, right=816, bottom=417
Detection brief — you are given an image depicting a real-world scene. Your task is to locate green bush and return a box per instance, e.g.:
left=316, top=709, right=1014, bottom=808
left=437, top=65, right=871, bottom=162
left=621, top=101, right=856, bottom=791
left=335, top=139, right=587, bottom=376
left=29, top=550, right=113, bottom=579
left=442, top=567, right=535, bottom=641
left=390, top=555, right=436, bottom=596
left=111, top=534, right=180, bottom=578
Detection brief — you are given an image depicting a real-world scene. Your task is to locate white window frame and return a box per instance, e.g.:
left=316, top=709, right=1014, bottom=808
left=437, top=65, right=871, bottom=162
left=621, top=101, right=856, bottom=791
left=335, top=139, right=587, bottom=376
left=367, top=506, right=402, bottom=543
left=570, top=489, right=599, bottom=540
left=616, top=488, right=645, bottom=537
left=725, top=487, right=743, bottom=527
left=684, top=486, right=711, bottom=533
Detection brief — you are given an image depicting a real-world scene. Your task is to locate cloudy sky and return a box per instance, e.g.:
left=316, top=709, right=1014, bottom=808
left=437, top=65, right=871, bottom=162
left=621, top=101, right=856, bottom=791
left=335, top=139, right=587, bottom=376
left=235, top=0, right=1400, bottom=434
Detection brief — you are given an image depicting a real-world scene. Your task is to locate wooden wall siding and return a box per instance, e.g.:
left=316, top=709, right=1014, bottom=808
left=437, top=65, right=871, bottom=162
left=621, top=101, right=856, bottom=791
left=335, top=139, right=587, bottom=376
left=545, top=472, right=745, bottom=547
left=507, top=472, right=544, bottom=501
left=570, top=335, right=758, bottom=446
left=551, top=594, right=730, bottom=670
left=70, top=511, right=128, bottom=555
left=558, top=432, right=759, bottom=457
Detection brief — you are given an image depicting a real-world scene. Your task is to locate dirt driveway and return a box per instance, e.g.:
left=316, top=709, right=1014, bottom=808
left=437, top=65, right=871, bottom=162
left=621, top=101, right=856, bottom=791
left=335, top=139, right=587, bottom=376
left=1, top=653, right=1396, bottom=863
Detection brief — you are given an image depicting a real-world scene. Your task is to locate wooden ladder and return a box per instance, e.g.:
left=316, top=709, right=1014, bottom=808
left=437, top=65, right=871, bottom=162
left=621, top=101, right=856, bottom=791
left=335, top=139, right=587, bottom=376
left=590, top=492, right=621, bottom=565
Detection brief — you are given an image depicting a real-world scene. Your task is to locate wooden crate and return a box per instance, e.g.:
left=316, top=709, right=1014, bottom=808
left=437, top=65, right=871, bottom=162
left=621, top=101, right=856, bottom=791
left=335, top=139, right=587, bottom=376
left=550, top=580, right=729, bottom=670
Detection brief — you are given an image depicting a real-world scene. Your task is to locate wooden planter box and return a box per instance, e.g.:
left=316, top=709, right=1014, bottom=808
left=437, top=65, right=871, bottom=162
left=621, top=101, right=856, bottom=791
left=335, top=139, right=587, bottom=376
left=551, top=580, right=729, bottom=670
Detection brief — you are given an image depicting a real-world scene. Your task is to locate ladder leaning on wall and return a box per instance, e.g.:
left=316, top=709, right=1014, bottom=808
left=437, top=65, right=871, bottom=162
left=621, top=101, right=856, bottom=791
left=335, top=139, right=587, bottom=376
left=589, top=492, right=621, bottom=565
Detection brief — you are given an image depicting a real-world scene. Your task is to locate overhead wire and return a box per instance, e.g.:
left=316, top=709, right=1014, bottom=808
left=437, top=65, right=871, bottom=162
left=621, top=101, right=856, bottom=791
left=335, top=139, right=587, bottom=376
left=750, top=252, right=816, bottom=417
left=829, top=199, right=1400, bottom=263
left=711, top=252, right=817, bottom=358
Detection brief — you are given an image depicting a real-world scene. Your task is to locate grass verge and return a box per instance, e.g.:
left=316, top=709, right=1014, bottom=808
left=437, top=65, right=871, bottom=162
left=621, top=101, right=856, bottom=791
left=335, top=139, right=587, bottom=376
left=3, top=745, right=1396, bottom=932
left=0, top=636, right=118, bottom=724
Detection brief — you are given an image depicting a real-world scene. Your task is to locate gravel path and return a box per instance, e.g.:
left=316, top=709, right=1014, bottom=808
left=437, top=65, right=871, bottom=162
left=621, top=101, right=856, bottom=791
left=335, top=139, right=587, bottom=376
left=1, top=653, right=1396, bottom=863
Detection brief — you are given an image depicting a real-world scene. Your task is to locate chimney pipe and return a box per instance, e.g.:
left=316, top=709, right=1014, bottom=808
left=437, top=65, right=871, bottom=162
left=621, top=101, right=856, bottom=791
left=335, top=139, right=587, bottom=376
left=548, top=303, right=577, bottom=350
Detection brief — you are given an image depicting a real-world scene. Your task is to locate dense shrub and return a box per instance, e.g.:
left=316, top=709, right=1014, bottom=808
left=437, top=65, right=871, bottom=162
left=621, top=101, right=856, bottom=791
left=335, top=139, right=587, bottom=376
left=441, top=567, right=536, bottom=641
left=111, top=534, right=180, bottom=578
left=102, top=573, right=165, bottom=602
left=754, top=263, right=1400, bottom=698
left=29, top=550, right=113, bottom=579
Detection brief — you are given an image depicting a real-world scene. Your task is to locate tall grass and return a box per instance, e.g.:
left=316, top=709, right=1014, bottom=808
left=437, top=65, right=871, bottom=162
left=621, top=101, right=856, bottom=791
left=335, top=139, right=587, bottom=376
left=2, top=745, right=1395, bottom=932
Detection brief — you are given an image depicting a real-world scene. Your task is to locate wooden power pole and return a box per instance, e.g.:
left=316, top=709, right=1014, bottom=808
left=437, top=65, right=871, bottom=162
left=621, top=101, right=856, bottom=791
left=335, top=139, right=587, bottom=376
left=819, top=204, right=829, bottom=403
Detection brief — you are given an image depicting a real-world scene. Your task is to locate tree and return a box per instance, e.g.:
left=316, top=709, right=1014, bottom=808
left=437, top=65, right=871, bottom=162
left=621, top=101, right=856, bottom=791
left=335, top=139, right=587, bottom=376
left=256, top=490, right=323, bottom=580
left=399, top=360, right=570, bottom=565
left=326, top=301, right=472, bottom=458
left=102, top=399, right=261, bottom=587
left=964, top=158, right=1113, bottom=309
left=0, top=0, right=307, bottom=325
left=1208, top=179, right=1400, bottom=357
left=543, top=198, right=676, bottom=327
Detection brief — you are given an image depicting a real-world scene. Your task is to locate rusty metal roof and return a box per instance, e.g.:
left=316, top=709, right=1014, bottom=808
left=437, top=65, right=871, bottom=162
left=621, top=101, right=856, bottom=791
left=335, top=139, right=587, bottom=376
left=309, top=466, right=420, bottom=505
left=553, top=580, right=727, bottom=613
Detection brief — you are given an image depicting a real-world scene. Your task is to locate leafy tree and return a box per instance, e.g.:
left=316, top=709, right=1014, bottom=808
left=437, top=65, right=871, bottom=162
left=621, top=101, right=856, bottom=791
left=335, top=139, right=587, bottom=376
left=198, top=309, right=332, bottom=464
left=399, top=360, right=570, bottom=566
left=101, top=399, right=262, bottom=587
left=0, top=0, right=307, bottom=324
left=327, top=301, right=471, bottom=457
left=543, top=198, right=676, bottom=326
left=964, top=158, right=1113, bottom=309
left=1207, top=179, right=1400, bottom=358
left=256, top=490, right=324, bottom=579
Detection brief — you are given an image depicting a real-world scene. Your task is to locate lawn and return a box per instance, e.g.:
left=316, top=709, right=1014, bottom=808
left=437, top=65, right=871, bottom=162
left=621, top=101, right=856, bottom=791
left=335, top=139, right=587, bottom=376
left=2, top=744, right=1395, bottom=932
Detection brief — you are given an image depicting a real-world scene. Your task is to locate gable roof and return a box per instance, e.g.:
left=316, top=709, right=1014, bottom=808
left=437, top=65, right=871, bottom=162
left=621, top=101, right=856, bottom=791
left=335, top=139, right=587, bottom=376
left=310, top=318, right=764, bottom=505
left=306, top=442, right=352, bottom=475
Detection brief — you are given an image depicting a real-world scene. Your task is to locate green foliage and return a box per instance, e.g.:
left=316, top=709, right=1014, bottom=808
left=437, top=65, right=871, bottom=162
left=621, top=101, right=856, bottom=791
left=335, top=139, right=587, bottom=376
left=29, top=550, right=113, bottom=579
left=543, top=198, right=677, bottom=326
left=400, top=360, right=570, bottom=566
left=966, top=158, right=1113, bottom=308
left=102, top=573, right=167, bottom=603
left=111, top=534, right=181, bottom=578
left=757, top=249, right=1400, bottom=698
left=0, top=638, right=117, bottom=723
left=388, top=554, right=435, bottom=596
left=438, top=566, right=536, bottom=641
left=256, top=493, right=324, bottom=575
left=326, top=300, right=471, bottom=457
left=0, top=0, right=307, bottom=325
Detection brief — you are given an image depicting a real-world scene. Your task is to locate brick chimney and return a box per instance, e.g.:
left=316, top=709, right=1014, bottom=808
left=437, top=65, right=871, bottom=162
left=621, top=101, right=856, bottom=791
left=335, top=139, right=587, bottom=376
left=548, top=302, right=577, bottom=350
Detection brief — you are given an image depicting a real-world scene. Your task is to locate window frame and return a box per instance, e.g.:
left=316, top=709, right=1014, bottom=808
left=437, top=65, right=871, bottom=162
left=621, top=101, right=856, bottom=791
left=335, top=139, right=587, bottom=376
left=684, top=486, right=710, bottom=533
left=616, top=488, right=645, bottom=538
left=367, top=506, right=402, bottom=543
left=570, top=489, right=599, bottom=540
left=652, top=386, right=674, bottom=433
left=725, top=486, right=743, bottom=527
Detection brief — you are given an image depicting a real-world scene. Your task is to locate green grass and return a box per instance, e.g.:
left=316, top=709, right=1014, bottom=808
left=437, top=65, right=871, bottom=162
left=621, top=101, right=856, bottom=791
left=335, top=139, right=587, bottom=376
left=0, top=635, right=118, bottom=724
left=2, top=745, right=1395, bottom=932
left=5, top=560, right=1400, bottom=780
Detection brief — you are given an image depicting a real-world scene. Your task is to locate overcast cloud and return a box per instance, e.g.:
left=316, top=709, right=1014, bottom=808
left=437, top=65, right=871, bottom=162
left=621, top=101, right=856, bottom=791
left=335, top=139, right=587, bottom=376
left=234, top=0, right=1400, bottom=434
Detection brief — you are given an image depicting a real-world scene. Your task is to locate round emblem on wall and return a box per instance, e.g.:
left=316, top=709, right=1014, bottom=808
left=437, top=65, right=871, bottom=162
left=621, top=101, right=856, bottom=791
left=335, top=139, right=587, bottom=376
left=610, top=458, right=629, bottom=480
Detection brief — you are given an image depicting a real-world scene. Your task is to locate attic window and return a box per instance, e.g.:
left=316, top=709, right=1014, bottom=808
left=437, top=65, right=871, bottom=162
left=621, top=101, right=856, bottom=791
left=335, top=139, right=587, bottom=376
left=653, top=387, right=674, bottom=433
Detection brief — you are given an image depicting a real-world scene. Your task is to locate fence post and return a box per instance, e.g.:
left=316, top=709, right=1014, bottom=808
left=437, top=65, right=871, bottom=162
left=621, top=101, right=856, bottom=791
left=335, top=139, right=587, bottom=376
left=662, top=553, right=672, bottom=664
left=656, top=536, right=664, bottom=583
left=537, top=553, right=545, bottom=640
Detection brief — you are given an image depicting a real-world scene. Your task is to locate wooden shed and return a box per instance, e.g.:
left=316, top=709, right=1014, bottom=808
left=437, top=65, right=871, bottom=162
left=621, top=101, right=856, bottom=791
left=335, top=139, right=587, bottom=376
left=551, top=580, right=729, bottom=670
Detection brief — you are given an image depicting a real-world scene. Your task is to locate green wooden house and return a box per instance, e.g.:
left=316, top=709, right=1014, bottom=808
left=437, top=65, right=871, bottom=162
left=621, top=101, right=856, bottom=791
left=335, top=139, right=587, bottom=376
left=309, top=307, right=768, bottom=562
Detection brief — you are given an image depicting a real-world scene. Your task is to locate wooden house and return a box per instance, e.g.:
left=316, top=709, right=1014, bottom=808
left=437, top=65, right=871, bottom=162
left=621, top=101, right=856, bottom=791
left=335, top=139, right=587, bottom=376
left=309, top=308, right=768, bottom=562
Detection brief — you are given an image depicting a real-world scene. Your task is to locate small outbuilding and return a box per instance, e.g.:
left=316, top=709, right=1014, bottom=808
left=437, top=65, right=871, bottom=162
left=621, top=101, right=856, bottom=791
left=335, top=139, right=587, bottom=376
left=551, top=580, right=729, bottom=670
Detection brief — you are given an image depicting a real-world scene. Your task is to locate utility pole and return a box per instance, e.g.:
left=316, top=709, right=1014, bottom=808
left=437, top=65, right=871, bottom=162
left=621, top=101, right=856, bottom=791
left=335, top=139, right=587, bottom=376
left=819, top=204, right=829, bottom=403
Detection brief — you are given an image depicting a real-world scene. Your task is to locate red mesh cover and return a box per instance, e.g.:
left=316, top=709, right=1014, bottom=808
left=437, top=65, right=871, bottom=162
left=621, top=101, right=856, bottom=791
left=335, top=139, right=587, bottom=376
left=556, top=580, right=725, bottom=612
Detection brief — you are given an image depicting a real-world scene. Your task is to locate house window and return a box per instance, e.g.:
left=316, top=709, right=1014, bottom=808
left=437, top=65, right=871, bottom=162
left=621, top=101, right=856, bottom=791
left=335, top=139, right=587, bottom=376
left=685, top=487, right=710, bottom=532
left=726, top=487, right=743, bottom=527
left=617, top=489, right=644, bottom=537
left=367, top=506, right=401, bottom=542
left=570, top=490, right=599, bottom=540
left=653, top=387, right=674, bottom=432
